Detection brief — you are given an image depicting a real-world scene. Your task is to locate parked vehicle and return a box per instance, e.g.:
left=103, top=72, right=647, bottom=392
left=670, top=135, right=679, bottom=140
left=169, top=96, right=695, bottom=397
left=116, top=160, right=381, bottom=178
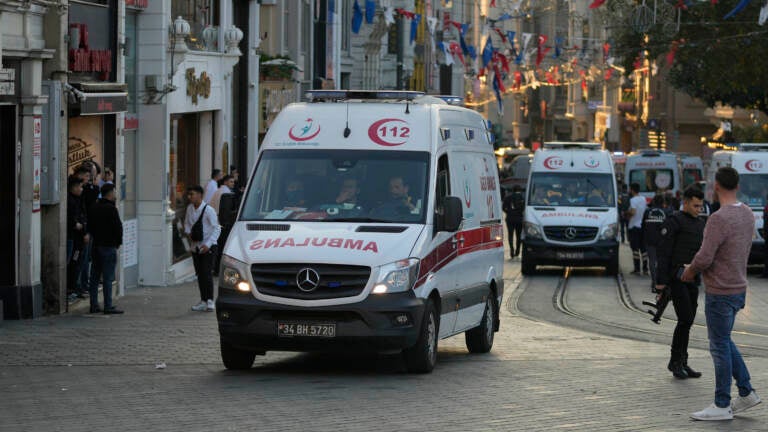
left=521, top=142, right=620, bottom=275
left=625, top=150, right=682, bottom=202
left=706, top=143, right=768, bottom=264
left=217, top=90, right=504, bottom=373
left=500, top=153, right=532, bottom=197
left=679, top=154, right=704, bottom=189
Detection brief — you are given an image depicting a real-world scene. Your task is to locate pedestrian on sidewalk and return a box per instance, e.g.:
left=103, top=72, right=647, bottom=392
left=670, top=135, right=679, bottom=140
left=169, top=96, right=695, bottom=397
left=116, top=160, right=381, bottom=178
left=654, top=185, right=705, bottom=380
left=184, top=185, right=221, bottom=312
left=87, top=183, right=124, bottom=314
left=627, top=183, right=648, bottom=275
left=204, top=169, right=223, bottom=204
left=683, top=167, right=761, bottom=421
left=66, top=175, right=88, bottom=301
left=760, top=195, right=768, bottom=279
left=618, top=183, right=630, bottom=244
left=502, top=185, right=525, bottom=259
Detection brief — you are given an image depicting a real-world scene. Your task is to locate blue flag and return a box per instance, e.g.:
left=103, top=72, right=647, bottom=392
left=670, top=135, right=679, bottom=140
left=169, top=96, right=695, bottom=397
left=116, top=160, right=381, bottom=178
left=554, top=36, right=563, bottom=58
left=482, top=37, right=493, bottom=69
left=467, top=45, right=477, bottom=60
left=724, top=0, right=751, bottom=19
left=365, top=0, right=375, bottom=24
left=492, top=74, right=503, bottom=115
left=410, top=14, right=421, bottom=44
left=352, top=0, right=363, bottom=34
left=497, top=13, right=512, bottom=22
left=507, top=31, right=516, bottom=47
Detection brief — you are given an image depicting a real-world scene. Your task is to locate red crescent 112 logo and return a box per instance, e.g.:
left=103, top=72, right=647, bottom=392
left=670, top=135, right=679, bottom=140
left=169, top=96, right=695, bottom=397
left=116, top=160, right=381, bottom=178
left=543, top=156, right=564, bottom=170
left=745, top=159, right=764, bottom=172
left=288, top=118, right=321, bottom=141
left=368, top=118, right=410, bottom=146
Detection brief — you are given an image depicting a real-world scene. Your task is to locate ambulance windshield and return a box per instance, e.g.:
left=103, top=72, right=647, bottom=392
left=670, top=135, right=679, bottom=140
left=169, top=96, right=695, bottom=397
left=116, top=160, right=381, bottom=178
left=528, top=173, right=615, bottom=207
left=240, top=150, right=430, bottom=223
left=738, top=173, right=768, bottom=208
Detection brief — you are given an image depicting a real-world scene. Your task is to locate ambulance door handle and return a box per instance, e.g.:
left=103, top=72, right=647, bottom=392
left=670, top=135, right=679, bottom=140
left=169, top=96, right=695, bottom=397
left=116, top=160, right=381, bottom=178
left=452, top=235, right=465, bottom=247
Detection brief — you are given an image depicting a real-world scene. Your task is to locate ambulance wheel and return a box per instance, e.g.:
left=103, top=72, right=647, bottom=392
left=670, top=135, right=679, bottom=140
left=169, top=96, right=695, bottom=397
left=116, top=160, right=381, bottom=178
left=605, top=254, right=619, bottom=276
left=521, top=251, right=536, bottom=275
left=465, top=293, right=496, bottom=354
left=221, top=339, right=257, bottom=370
left=404, top=300, right=438, bottom=373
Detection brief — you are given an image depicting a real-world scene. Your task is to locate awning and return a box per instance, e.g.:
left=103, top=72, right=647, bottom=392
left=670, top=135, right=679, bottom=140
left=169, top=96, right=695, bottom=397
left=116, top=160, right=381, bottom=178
left=68, top=82, right=128, bottom=116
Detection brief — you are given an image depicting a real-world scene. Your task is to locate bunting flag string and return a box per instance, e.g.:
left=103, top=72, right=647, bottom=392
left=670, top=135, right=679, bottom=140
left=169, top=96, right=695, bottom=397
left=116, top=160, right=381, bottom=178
left=410, top=14, right=422, bottom=44
left=351, top=0, right=363, bottom=34
left=724, top=0, right=752, bottom=19
left=365, top=0, right=375, bottom=24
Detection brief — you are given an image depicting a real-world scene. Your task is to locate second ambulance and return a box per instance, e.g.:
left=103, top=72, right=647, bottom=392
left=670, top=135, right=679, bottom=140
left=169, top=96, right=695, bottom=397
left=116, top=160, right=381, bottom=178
left=521, top=142, right=620, bottom=275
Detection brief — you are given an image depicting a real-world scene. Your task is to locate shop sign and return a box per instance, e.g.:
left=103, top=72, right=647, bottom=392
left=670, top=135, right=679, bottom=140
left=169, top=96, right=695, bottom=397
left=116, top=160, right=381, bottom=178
left=69, top=23, right=113, bottom=77
left=124, top=114, right=139, bottom=130
left=78, top=95, right=128, bottom=115
left=0, top=68, right=15, bottom=95
left=33, top=116, right=42, bottom=213
left=125, top=0, right=148, bottom=9
left=186, top=68, right=211, bottom=105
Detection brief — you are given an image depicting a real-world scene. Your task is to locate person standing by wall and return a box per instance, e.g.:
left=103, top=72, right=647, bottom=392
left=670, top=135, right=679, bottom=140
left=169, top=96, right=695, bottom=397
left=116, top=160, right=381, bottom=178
left=684, top=167, right=761, bottom=421
left=760, top=195, right=768, bottom=279
left=627, top=183, right=648, bottom=275
left=184, top=185, right=221, bottom=312
left=66, top=175, right=87, bottom=301
left=654, top=186, right=706, bottom=380
left=502, top=185, right=525, bottom=259
left=87, top=184, right=124, bottom=314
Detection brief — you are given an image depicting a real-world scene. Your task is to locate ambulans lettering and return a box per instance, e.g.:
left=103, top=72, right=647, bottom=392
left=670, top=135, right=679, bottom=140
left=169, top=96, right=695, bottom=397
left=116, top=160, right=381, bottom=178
left=249, top=237, right=379, bottom=253
left=633, top=161, right=668, bottom=167
left=540, top=212, right=599, bottom=220
left=480, top=175, right=497, bottom=191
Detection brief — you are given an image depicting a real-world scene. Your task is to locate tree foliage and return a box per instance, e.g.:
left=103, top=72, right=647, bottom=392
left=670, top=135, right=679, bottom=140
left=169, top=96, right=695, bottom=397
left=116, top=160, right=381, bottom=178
left=609, top=0, right=768, bottom=115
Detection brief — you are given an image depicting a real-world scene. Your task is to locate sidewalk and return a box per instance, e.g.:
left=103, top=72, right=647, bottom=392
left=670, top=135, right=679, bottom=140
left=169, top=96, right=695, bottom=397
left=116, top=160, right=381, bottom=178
left=0, top=258, right=767, bottom=431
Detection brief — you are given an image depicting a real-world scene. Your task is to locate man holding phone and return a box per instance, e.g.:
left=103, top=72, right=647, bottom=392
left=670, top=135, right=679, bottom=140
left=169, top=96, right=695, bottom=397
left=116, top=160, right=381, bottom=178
left=655, top=185, right=706, bottom=379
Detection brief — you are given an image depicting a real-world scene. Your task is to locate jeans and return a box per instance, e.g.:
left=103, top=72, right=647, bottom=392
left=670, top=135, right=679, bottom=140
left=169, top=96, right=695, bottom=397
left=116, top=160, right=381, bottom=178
left=705, top=292, right=753, bottom=408
left=192, top=248, right=215, bottom=302
left=89, top=246, right=117, bottom=309
left=670, top=280, right=697, bottom=361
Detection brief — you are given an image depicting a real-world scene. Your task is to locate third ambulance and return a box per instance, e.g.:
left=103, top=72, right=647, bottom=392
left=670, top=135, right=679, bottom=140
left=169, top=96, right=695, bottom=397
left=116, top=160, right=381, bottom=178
left=521, top=142, right=620, bottom=275
left=707, top=143, right=768, bottom=264
left=625, top=150, right=681, bottom=202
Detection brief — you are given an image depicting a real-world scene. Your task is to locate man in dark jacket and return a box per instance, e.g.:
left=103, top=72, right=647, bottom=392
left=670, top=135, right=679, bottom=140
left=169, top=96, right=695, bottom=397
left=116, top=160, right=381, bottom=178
left=655, top=185, right=706, bottom=379
left=87, top=183, right=123, bottom=314
left=502, top=185, right=525, bottom=258
left=67, top=175, right=88, bottom=299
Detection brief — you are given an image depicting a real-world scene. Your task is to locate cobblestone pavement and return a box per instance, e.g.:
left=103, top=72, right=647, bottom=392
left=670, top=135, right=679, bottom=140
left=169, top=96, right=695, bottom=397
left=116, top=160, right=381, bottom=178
left=1, top=248, right=768, bottom=431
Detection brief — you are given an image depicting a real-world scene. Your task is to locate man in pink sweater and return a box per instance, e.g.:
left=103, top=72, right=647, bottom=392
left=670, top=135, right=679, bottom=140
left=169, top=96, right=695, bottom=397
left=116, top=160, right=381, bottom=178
left=683, top=167, right=761, bottom=421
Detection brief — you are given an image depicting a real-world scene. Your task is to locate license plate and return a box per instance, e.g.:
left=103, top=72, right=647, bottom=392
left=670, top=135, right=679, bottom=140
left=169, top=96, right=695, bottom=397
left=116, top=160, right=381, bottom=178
left=277, top=322, right=336, bottom=338
left=556, top=251, right=585, bottom=260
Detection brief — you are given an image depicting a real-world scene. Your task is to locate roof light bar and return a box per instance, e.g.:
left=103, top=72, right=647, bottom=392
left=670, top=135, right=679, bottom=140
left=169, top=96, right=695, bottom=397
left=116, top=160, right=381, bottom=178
left=305, top=90, right=425, bottom=102
left=543, top=141, right=603, bottom=150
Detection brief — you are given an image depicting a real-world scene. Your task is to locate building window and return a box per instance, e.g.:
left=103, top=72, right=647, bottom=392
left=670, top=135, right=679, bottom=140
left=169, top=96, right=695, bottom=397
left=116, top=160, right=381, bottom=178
left=341, top=0, right=351, bottom=53
left=171, top=0, right=220, bottom=51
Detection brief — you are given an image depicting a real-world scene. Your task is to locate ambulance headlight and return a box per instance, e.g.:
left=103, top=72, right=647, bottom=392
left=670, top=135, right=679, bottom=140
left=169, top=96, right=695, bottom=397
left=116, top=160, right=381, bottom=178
left=373, top=258, right=420, bottom=294
left=600, top=223, right=618, bottom=240
left=220, top=255, right=251, bottom=293
left=524, top=222, right=542, bottom=239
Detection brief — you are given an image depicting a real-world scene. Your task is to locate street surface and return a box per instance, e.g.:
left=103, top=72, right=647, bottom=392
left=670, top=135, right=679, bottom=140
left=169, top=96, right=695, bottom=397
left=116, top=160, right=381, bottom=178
left=2, top=242, right=768, bottom=431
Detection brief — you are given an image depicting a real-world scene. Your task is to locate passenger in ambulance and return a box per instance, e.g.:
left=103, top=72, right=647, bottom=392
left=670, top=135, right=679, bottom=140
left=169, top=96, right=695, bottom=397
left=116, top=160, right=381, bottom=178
left=281, top=179, right=306, bottom=209
left=334, top=177, right=361, bottom=206
left=370, top=176, right=417, bottom=218
left=586, top=187, right=607, bottom=206
left=532, top=188, right=550, bottom=205
left=564, top=182, right=586, bottom=205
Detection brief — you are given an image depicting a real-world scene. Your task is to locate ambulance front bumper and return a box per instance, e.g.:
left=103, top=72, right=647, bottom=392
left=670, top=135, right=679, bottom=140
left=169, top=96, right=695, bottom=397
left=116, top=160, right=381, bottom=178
left=522, top=238, right=619, bottom=266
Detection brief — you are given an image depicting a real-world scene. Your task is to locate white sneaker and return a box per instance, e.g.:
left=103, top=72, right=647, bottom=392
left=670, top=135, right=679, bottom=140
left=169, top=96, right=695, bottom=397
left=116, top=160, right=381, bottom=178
left=191, top=301, right=207, bottom=312
left=691, top=403, right=733, bottom=421
left=206, top=299, right=215, bottom=312
left=732, top=391, right=761, bottom=413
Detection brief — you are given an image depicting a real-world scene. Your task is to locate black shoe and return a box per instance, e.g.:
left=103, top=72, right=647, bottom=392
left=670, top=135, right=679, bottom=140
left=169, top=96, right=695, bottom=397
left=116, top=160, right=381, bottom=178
left=103, top=307, right=124, bottom=315
left=683, top=364, right=702, bottom=378
left=76, top=291, right=89, bottom=299
left=89, top=305, right=102, bottom=314
left=668, top=360, right=688, bottom=379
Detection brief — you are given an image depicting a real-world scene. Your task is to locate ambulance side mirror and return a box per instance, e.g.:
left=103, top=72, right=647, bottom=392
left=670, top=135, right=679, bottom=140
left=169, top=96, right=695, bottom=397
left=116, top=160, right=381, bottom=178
left=437, top=196, right=463, bottom=232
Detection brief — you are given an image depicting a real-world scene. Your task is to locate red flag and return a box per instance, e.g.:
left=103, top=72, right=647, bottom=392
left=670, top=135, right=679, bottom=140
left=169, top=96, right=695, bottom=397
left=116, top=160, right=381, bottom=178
left=666, top=41, right=679, bottom=66
left=604, top=69, right=613, bottom=80
left=514, top=71, right=522, bottom=89
left=494, top=28, right=508, bottom=43
left=589, top=0, right=607, bottom=8
left=490, top=0, right=497, bottom=7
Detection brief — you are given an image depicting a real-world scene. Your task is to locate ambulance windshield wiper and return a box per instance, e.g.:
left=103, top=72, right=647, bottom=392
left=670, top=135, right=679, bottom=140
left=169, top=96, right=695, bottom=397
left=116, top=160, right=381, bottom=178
left=326, top=217, right=392, bottom=223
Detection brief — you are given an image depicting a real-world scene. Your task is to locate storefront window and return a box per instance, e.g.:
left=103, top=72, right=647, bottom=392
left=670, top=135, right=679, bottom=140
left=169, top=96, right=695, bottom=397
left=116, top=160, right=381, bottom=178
left=68, top=116, right=104, bottom=173
left=170, top=114, right=200, bottom=262
left=171, top=0, right=220, bottom=51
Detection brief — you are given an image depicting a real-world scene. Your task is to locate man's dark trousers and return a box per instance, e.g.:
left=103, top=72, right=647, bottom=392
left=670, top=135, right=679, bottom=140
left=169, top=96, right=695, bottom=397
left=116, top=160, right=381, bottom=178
left=192, top=248, right=215, bottom=301
left=89, top=246, right=117, bottom=309
left=506, top=219, right=522, bottom=256
left=670, top=279, right=698, bottom=362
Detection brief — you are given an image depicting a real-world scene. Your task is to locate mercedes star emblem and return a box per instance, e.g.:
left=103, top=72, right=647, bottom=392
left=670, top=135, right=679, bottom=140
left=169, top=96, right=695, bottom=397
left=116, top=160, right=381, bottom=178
left=296, top=268, right=321, bottom=292
left=564, top=227, right=578, bottom=240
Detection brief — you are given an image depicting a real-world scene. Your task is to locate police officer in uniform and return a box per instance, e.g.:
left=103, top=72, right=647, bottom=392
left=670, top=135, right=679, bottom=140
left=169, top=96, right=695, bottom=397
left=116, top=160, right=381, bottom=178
left=642, top=194, right=672, bottom=292
left=655, top=185, right=706, bottom=379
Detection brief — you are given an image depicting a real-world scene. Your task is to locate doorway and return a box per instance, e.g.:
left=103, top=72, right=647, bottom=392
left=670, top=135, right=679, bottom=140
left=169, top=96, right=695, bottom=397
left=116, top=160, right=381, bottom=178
left=0, top=105, right=16, bottom=287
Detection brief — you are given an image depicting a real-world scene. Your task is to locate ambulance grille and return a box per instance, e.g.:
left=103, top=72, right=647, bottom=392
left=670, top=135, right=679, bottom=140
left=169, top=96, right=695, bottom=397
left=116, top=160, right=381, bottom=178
left=251, top=264, right=371, bottom=300
left=543, top=226, right=598, bottom=242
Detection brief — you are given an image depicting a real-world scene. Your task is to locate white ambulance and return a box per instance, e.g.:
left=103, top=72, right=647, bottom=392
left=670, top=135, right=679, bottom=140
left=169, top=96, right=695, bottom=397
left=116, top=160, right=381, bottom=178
left=679, top=154, right=705, bottom=189
left=625, top=150, right=682, bottom=202
left=521, top=142, right=620, bottom=275
left=707, top=143, right=768, bottom=264
left=216, top=91, right=504, bottom=373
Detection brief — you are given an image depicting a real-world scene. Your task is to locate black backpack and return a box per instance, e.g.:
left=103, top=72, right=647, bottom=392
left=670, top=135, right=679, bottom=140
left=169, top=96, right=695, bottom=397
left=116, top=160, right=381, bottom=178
left=190, top=204, right=207, bottom=242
